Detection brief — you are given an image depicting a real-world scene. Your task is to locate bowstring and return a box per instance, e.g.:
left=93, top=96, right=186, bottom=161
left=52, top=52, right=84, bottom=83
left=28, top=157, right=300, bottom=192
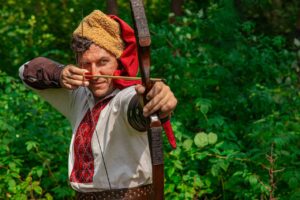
left=82, top=87, right=112, bottom=190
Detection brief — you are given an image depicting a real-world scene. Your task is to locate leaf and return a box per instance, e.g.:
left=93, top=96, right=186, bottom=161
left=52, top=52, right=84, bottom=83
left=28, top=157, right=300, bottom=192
left=248, top=175, right=258, bottom=186
left=211, top=164, right=219, bottom=177
left=196, top=151, right=209, bottom=160
left=33, top=185, right=43, bottom=195
left=165, top=183, right=175, bottom=194
left=18, top=194, right=27, bottom=200
left=174, top=160, right=183, bottom=170
left=25, top=176, right=32, bottom=183
left=215, top=141, right=224, bottom=148
left=30, top=181, right=43, bottom=195
left=193, top=176, right=204, bottom=187
left=182, top=175, right=190, bottom=181
left=183, top=139, right=193, bottom=150
left=207, top=132, right=218, bottom=144
left=8, top=179, right=16, bottom=193
left=45, top=193, right=53, bottom=200
left=208, top=116, right=224, bottom=127
left=233, top=171, right=243, bottom=176
left=219, top=160, right=229, bottom=172
left=171, top=148, right=181, bottom=157
left=294, top=38, right=300, bottom=47
left=200, top=105, right=209, bottom=115
left=167, top=167, right=175, bottom=177
left=26, top=141, right=38, bottom=151
left=194, top=132, right=208, bottom=148
left=204, top=179, right=211, bottom=187
left=8, top=162, right=17, bottom=170
left=36, top=167, right=43, bottom=178
left=10, top=172, right=21, bottom=179
left=195, top=98, right=211, bottom=115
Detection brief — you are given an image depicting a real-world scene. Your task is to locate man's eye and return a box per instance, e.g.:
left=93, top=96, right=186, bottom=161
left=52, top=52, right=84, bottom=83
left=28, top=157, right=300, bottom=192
left=81, top=63, right=90, bottom=68
left=99, top=60, right=108, bottom=65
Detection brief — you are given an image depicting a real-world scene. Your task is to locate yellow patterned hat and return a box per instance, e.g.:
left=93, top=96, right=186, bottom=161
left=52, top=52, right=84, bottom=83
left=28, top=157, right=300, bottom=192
left=73, top=10, right=124, bottom=58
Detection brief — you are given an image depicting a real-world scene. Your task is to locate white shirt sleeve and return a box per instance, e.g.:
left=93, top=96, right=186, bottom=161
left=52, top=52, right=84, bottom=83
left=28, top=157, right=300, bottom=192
left=19, top=63, right=76, bottom=124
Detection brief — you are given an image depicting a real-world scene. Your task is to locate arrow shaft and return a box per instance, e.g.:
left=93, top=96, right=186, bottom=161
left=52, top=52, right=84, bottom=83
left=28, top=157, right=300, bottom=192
left=84, top=74, right=163, bottom=82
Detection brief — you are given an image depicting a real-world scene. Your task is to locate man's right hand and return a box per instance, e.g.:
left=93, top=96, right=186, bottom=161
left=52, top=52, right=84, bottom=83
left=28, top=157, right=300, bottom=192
left=60, top=65, right=89, bottom=89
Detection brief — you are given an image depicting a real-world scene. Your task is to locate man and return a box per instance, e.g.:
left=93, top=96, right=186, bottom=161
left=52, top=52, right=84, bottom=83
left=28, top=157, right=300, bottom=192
left=19, top=10, right=177, bottom=199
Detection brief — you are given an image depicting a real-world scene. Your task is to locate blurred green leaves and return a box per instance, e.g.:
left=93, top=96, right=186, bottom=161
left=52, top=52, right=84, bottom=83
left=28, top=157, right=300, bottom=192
left=0, top=70, right=72, bottom=199
left=1, top=0, right=300, bottom=199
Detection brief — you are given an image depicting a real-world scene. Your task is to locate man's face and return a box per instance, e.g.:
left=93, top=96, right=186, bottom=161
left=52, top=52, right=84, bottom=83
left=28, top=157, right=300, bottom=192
left=79, top=44, right=118, bottom=99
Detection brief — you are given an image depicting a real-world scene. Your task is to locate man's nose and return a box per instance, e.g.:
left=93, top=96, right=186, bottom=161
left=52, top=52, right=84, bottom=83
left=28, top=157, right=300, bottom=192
left=90, top=64, right=100, bottom=75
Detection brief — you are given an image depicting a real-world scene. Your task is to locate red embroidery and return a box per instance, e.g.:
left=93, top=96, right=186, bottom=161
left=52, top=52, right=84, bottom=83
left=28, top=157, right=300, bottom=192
left=70, top=98, right=112, bottom=183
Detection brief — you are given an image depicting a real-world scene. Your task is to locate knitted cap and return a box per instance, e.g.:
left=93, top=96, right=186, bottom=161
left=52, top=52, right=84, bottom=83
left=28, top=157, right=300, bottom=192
left=73, top=10, right=124, bottom=58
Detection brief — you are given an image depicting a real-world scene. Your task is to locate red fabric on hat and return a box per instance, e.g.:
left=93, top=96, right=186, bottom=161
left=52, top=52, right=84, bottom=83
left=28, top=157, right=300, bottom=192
left=109, top=15, right=176, bottom=149
left=109, top=15, right=141, bottom=89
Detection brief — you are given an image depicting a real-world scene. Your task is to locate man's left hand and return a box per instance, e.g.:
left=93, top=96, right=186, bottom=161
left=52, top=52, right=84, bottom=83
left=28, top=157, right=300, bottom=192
left=135, top=81, right=177, bottom=118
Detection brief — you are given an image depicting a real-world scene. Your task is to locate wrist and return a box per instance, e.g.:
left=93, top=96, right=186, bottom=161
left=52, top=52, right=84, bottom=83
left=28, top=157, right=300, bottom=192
left=54, top=65, right=64, bottom=88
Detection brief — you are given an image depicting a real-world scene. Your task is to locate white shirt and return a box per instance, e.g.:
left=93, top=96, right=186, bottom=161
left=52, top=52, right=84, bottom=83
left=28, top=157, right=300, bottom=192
left=19, top=65, right=152, bottom=192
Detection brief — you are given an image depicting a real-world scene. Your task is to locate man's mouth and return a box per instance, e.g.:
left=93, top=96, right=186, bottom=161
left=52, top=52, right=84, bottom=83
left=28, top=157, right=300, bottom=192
left=90, top=80, right=107, bottom=87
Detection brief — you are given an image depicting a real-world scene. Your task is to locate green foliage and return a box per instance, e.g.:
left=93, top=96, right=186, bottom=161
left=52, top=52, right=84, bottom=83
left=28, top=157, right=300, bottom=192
left=1, top=0, right=300, bottom=199
left=236, top=0, right=300, bottom=35
left=154, top=0, right=300, bottom=199
left=0, top=0, right=111, bottom=76
left=0, top=72, right=73, bottom=199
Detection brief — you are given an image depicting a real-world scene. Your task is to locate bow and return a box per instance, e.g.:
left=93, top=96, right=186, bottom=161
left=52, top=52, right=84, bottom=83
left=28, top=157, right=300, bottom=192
left=130, top=0, right=164, bottom=199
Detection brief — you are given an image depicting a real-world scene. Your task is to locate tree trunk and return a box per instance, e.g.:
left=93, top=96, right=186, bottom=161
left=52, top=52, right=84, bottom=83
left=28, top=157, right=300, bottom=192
left=296, top=10, right=300, bottom=38
left=106, top=0, right=118, bottom=15
left=169, top=0, right=184, bottom=23
left=171, top=0, right=184, bottom=16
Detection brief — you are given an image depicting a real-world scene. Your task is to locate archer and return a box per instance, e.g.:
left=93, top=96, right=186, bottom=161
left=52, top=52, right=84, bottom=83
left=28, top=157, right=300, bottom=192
left=19, top=10, right=177, bottom=199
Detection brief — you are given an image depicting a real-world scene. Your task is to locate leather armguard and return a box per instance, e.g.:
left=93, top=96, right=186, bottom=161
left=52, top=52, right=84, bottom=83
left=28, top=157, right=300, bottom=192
left=23, top=57, right=64, bottom=89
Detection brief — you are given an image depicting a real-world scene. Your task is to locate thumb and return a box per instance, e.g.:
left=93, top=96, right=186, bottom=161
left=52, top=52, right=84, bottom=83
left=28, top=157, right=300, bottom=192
left=135, top=84, right=146, bottom=95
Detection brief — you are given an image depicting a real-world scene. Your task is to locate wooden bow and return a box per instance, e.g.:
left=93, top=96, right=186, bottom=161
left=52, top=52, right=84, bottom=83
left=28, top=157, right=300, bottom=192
left=130, top=0, right=164, bottom=199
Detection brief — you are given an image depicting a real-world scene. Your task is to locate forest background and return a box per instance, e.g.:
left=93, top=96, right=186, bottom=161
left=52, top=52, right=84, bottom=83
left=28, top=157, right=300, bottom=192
left=1, top=0, right=300, bottom=199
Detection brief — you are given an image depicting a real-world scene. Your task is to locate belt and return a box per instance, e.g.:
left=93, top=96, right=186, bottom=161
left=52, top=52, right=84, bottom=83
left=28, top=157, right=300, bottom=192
left=76, top=184, right=153, bottom=200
